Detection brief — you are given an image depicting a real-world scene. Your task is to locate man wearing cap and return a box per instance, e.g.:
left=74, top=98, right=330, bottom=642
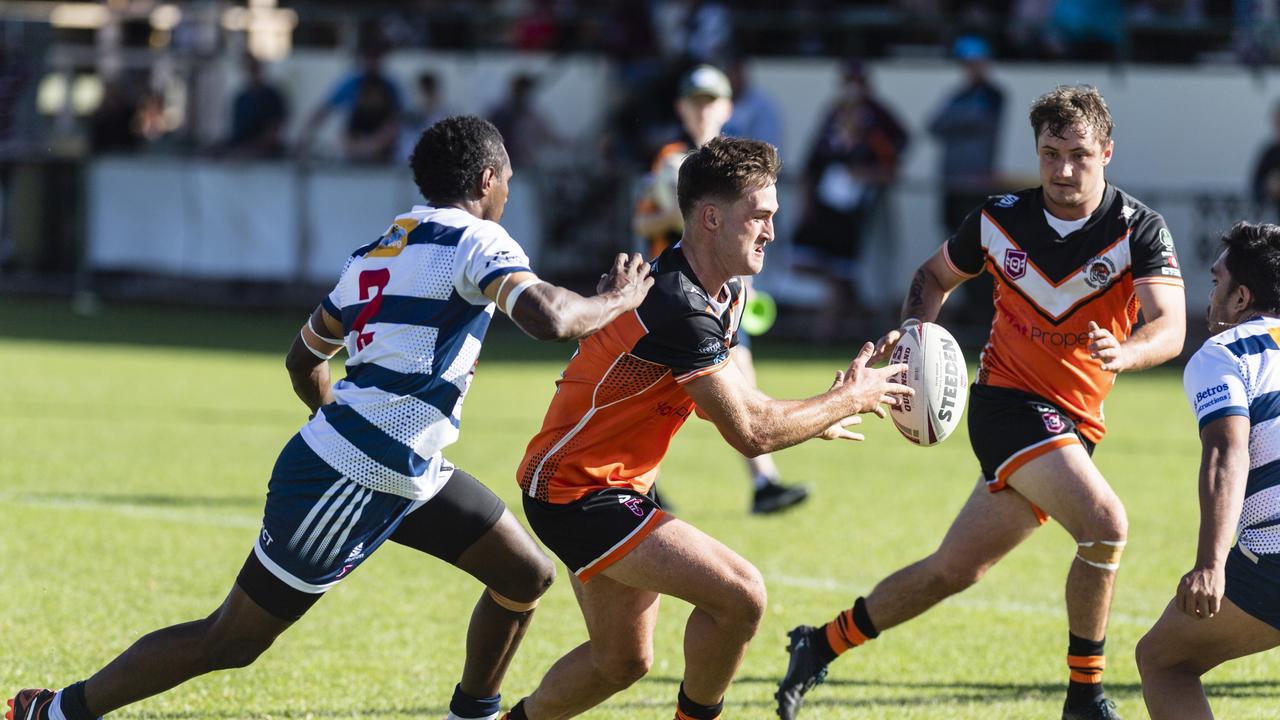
left=633, top=63, right=810, bottom=515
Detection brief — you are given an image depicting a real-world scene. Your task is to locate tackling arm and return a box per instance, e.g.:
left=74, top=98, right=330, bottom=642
left=872, top=246, right=970, bottom=362
left=483, top=253, right=653, bottom=342
left=284, top=306, right=344, bottom=414
left=1177, top=415, right=1250, bottom=618
left=684, top=343, right=911, bottom=457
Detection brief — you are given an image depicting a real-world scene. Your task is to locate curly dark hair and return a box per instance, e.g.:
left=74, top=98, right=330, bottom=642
left=410, top=116, right=507, bottom=205
left=1029, top=85, right=1114, bottom=144
left=676, top=136, right=781, bottom=219
left=1222, top=221, right=1280, bottom=314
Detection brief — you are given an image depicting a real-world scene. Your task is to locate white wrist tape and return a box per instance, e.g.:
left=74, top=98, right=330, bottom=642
left=502, top=278, right=543, bottom=317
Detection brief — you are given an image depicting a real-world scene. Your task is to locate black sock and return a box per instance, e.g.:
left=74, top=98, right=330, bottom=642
left=852, top=596, right=880, bottom=640
left=448, top=684, right=500, bottom=719
left=676, top=684, right=723, bottom=719
left=506, top=699, right=529, bottom=720
left=57, top=681, right=96, bottom=720
left=1066, top=633, right=1106, bottom=708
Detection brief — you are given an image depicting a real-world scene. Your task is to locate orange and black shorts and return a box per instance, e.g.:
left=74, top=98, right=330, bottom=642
left=523, top=486, right=666, bottom=583
left=967, top=383, right=1096, bottom=504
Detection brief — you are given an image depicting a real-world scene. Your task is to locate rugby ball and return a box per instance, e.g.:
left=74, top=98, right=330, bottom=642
left=887, top=322, right=968, bottom=446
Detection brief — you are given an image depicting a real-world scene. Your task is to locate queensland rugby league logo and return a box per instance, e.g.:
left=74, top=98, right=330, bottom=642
left=1003, top=249, right=1028, bottom=279
left=1084, top=255, right=1117, bottom=289
left=1039, top=407, right=1066, bottom=434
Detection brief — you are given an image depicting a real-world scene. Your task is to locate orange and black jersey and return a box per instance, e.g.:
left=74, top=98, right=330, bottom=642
left=943, top=183, right=1184, bottom=443
left=518, top=245, right=743, bottom=504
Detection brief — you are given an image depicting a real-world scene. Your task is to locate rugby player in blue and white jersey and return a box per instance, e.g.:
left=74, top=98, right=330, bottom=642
left=6, top=116, right=652, bottom=720
left=1136, top=222, right=1280, bottom=719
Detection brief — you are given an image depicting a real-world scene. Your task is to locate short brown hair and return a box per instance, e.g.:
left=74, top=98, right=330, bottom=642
left=1029, top=85, right=1113, bottom=144
left=677, top=136, right=781, bottom=219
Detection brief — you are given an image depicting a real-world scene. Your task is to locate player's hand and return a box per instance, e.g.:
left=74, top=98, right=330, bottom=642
left=871, top=329, right=901, bottom=366
left=1175, top=565, right=1225, bottom=620
left=837, top=342, right=913, bottom=415
left=818, top=405, right=864, bottom=441
left=1087, top=321, right=1129, bottom=373
left=598, top=253, right=654, bottom=309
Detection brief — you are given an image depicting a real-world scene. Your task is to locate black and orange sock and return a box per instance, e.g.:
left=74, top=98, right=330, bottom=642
left=823, top=596, right=880, bottom=657
left=502, top=699, right=529, bottom=720
left=1065, top=633, right=1106, bottom=709
left=674, top=684, right=722, bottom=720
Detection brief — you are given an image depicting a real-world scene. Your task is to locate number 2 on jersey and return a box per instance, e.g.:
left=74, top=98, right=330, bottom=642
left=351, top=268, right=391, bottom=351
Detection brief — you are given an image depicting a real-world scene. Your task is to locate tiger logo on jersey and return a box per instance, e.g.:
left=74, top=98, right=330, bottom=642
left=1084, top=256, right=1117, bottom=289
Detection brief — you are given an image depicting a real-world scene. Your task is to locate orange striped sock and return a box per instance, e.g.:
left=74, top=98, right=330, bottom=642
left=1067, top=654, right=1105, bottom=685
left=1065, top=633, right=1107, bottom=709
left=674, top=684, right=721, bottom=720
left=823, top=597, right=880, bottom=656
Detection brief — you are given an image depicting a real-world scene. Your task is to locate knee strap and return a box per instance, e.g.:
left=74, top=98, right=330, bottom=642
left=488, top=587, right=539, bottom=613
left=1076, top=540, right=1125, bottom=571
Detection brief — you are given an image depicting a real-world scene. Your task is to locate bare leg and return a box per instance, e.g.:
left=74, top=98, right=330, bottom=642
left=1137, top=596, right=1280, bottom=719
left=83, top=584, right=292, bottom=715
left=521, top=516, right=766, bottom=718
left=1004, top=444, right=1128, bottom=642
left=864, top=477, right=1042, bottom=629
left=449, top=509, right=556, bottom=698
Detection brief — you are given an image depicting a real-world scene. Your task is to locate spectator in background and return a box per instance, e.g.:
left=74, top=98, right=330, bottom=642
left=1251, top=100, right=1280, bottom=220
left=929, top=36, right=1004, bottom=230
left=793, top=60, right=908, bottom=340
left=89, top=77, right=143, bottom=153
left=927, top=35, right=1004, bottom=323
left=396, top=72, right=451, bottom=163
left=299, top=40, right=402, bottom=163
left=723, top=56, right=783, bottom=154
left=224, top=54, right=287, bottom=159
left=488, top=74, right=559, bottom=170
left=1047, top=0, right=1125, bottom=60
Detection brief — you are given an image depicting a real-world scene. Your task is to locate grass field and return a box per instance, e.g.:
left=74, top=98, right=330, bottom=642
left=2, top=297, right=1277, bottom=719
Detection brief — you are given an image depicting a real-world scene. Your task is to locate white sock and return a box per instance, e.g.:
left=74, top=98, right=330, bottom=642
left=753, top=473, right=776, bottom=490
left=48, top=691, right=69, bottom=720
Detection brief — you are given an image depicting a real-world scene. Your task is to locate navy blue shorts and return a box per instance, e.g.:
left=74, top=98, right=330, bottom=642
left=1226, top=544, right=1280, bottom=631
left=236, top=434, right=505, bottom=620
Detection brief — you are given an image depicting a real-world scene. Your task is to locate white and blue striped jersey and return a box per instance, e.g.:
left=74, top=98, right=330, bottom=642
left=299, top=205, right=530, bottom=501
left=1184, top=316, right=1280, bottom=556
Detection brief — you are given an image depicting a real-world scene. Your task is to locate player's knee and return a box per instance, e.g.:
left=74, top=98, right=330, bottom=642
left=593, top=649, right=653, bottom=689
left=929, top=556, right=987, bottom=594
left=717, top=562, right=767, bottom=633
left=511, top=550, right=557, bottom=603
left=199, top=629, right=274, bottom=671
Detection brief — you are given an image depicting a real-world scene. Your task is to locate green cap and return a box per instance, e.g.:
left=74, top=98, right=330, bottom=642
left=678, top=65, right=732, bottom=100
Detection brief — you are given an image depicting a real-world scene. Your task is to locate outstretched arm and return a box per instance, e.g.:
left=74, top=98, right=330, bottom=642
left=684, top=342, right=912, bottom=457
left=483, top=253, right=654, bottom=342
left=284, top=306, right=345, bottom=414
left=872, top=246, right=971, bottom=363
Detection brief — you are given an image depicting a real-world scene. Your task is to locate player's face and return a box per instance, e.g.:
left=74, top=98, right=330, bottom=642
left=1037, top=124, right=1112, bottom=218
left=676, top=95, right=733, bottom=143
left=717, top=182, right=778, bottom=276
left=1207, top=249, right=1248, bottom=331
left=482, top=157, right=513, bottom=222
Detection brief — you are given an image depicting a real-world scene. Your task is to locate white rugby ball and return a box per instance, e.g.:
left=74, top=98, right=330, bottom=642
left=887, top=322, right=968, bottom=446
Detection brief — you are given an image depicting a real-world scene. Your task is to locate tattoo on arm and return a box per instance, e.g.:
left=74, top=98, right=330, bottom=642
left=905, top=268, right=927, bottom=318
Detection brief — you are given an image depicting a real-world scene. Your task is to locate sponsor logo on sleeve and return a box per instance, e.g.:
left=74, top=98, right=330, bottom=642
left=995, top=194, right=1019, bottom=208
left=1158, top=227, right=1175, bottom=252
left=1193, top=383, right=1231, bottom=413
left=1004, top=249, right=1028, bottom=280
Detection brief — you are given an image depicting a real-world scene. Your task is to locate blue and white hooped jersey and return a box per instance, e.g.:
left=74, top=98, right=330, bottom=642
left=300, top=205, right=530, bottom=501
left=1184, top=316, right=1280, bottom=556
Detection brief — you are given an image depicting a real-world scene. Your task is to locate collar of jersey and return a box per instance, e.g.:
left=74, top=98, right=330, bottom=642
left=1036, top=182, right=1116, bottom=241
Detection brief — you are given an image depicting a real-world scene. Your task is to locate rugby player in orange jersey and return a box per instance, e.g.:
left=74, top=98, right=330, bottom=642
left=634, top=63, right=811, bottom=515
left=498, top=136, right=913, bottom=720
left=778, top=86, right=1186, bottom=720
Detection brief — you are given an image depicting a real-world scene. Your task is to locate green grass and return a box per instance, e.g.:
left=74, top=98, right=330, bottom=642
left=2, top=297, right=1277, bottom=719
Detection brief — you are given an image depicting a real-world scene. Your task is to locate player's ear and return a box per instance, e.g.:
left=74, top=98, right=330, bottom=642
left=1234, top=282, right=1254, bottom=315
left=477, top=165, right=497, bottom=197
left=1100, top=139, right=1114, bottom=166
left=699, top=201, right=720, bottom=232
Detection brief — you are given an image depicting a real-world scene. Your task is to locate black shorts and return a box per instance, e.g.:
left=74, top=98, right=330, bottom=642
left=523, top=487, right=667, bottom=583
left=1226, top=544, right=1280, bottom=631
left=236, top=462, right=505, bottom=621
left=967, top=383, right=1096, bottom=495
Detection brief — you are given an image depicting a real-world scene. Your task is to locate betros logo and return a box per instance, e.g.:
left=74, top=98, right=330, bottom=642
left=1195, top=384, right=1230, bottom=404
left=1004, top=249, right=1028, bottom=280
